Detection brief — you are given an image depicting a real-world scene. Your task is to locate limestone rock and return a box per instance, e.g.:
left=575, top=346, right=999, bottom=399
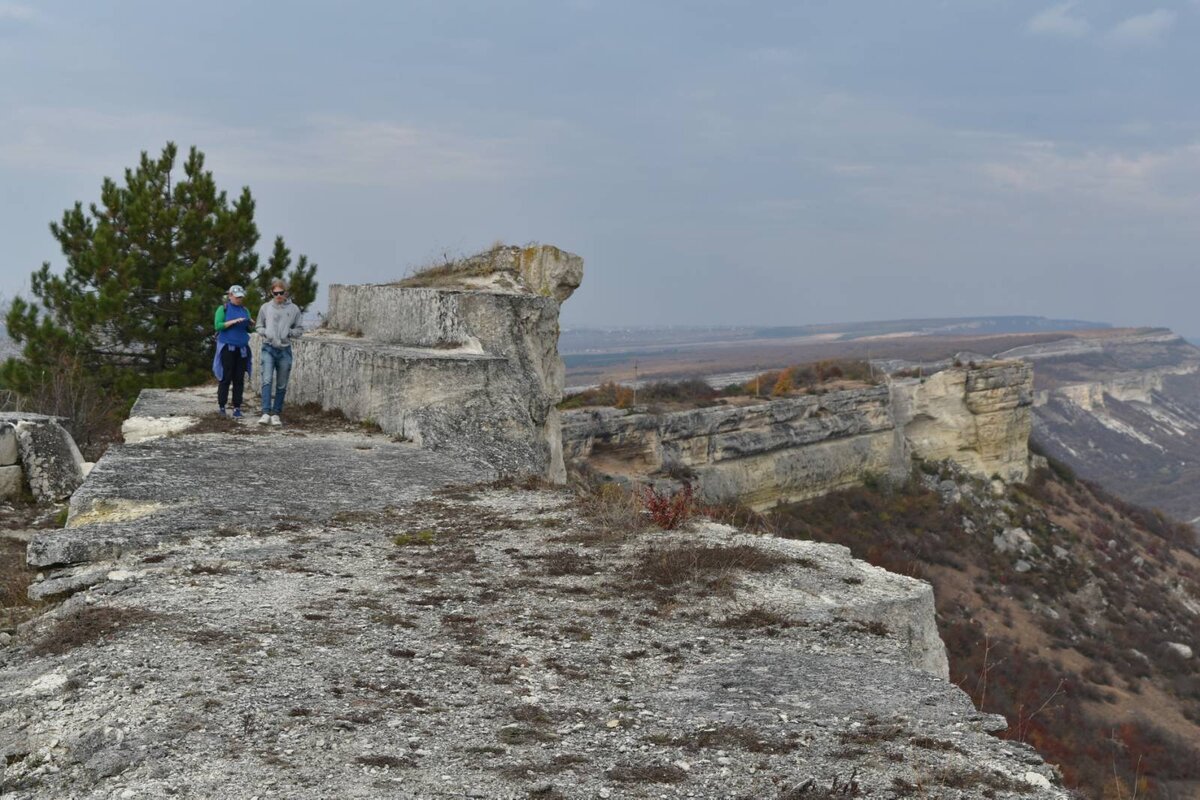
left=395, top=244, right=583, bottom=303
left=0, top=464, right=23, bottom=500
left=513, top=244, right=583, bottom=302
left=993, top=527, right=1036, bottom=555
left=1, top=414, right=86, bottom=503
left=893, top=363, right=1033, bottom=483
left=564, top=363, right=1034, bottom=509
left=563, top=388, right=906, bottom=510
left=0, top=427, right=18, bottom=465
left=1164, top=642, right=1194, bottom=660
left=272, top=251, right=582, bottom=482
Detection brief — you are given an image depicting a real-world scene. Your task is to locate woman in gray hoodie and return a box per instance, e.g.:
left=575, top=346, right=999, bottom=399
left=255, top=278, right=304, bottom=425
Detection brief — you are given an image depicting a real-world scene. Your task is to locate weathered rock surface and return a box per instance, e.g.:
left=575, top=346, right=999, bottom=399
left=27, top=419, right=488, bottom=569
left=120, top=387, right=215, bottom=444
left=892, top=362, right=1033, bottom=483
left=564, top=389, right=906, bottom=509
left=262, top=246, right=582, bottom=482
left=564, top=364, right=1033, bottom=508
left=0, top=427, right=19, bottom=466
left=1, top=389, right=1066, bottom=799
left=0, top=414, right=86, bottom=503
left=396, top=244, right=583, bottom=302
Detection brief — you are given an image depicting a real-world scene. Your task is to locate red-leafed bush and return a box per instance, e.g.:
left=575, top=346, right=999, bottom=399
left=642, top=484, right=694, bottom=530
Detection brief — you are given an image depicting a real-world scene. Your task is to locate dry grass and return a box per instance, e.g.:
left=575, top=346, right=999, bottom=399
left=569, top=480, right=649, bottom=543
left=631, top=544, right=796, bottom=598
left=658, top=724, right=798, bottom=754
left=30, top=605, right=160, bottom=656
left=606, top=763, right=689, bottom=784
left=539, top=549, right=597, bottom=576
left=394, top=245, right=514, bottom=290
left=718, top=607, right=798, bottom=630
left=1, top=538, right=38, bottom=625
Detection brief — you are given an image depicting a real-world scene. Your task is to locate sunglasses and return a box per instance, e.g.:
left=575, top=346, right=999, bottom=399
left=272, top=291, right=286, bottom=296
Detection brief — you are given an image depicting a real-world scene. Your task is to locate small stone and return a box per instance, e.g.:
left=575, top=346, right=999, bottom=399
left=672, top=760, right=690, bottom=771
left=598, top=790, right=612, bottom=799
left=1021, top=771, right=1052, bottom=788
left=605, top=719, right=619, bottom=728
left=1164, top=642, right=1193, bottom=660
left=1014, top=559, right=1032, bottom=573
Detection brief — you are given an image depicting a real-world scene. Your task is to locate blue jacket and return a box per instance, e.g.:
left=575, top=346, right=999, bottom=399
left=213, top=302, right=253, bottom=381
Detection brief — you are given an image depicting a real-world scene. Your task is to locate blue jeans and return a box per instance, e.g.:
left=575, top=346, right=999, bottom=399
left=260, top=344, right=293, bottom=415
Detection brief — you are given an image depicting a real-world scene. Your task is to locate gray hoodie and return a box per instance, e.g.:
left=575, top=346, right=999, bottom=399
left=256, top=300, right=304, bottom=348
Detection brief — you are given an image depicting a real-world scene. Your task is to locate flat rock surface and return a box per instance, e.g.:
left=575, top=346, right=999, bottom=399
left=2, top=392, right=1066, bottom=799
left=30, top=431, right=487, bottom=568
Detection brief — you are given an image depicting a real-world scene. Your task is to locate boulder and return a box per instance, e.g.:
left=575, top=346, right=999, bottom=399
left=1164, top=642, right=1194, bottom=660
left=1, top=414, right=87, bottom=502
left=993, top=527, right=1036, bottom=555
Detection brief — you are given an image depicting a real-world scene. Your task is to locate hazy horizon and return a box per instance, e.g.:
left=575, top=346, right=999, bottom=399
left=2, top=2, right=1198, bottom=335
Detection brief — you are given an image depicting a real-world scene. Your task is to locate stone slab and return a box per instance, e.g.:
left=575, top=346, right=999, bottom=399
left=0, top=427, right=18, bottom=466
left=28, top=428, right=493, bottom=567
left=0, top=464, right=23, bottom=500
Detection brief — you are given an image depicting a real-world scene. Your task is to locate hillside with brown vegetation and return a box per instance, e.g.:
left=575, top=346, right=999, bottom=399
left=768, top=461, right=1200, bottom=799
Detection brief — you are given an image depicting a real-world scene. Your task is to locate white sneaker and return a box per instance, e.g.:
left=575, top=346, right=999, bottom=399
left=270, top=415, right=282, bottom=426
left=257, top=414, right=271, bottom=425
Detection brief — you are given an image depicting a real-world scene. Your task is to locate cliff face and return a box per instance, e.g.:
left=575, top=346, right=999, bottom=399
left=264, top=245, right=582, bottom=481
left=2, top=389, right=1068, bottom=799
left=564, top=388, right=904, bottom=509
left=564, top=363, right=1034, bottom=508
left=892, top=362, right=1034, bottom=483
left=1001, top=330, right=1200, bottom=526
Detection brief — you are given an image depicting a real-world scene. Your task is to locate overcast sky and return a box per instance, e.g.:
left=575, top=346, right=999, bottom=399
left=2, top=1, right=1198, bottom=333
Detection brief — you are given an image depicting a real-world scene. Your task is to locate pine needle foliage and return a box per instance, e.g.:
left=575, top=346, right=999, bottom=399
left=2, top=142, right=318, bottom=398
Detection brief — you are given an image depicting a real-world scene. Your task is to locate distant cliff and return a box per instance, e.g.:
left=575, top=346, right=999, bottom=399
left=1001, top=329, right=1200, bottom=527
left=564, top=362, right=1033, bottom=508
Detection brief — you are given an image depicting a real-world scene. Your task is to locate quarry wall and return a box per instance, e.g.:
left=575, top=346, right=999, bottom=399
left=564, top=362, right=1034, bottom=509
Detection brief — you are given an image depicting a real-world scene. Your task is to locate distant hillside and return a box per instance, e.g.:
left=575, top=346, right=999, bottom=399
left=562, top=316, right=1108, bottom=356
left=1004, top=330, right=1200, bottom=529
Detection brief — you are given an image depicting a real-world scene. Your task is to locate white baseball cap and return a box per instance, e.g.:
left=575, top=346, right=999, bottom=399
left=228, top=285, right=246, bottom=298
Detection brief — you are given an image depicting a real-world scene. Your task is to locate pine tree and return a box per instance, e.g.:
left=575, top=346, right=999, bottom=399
left=2, top=142, right=319, bottom=398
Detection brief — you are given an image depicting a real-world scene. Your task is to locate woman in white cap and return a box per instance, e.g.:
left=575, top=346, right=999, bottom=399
left=213, top=284, right=255, bottom=418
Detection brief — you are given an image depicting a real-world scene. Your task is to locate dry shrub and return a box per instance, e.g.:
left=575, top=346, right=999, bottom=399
left=642, top=484, right=694, bottom=530
left=1, top=539, right=40, bottom=626
left=2, top=352, right=125, bottom=461
left=718, top=607, right=797, bottom=630
left=663, top=724, right=797, bottom=754
left=572, top=480, right=648, bottom=540
left=606, top=763, right=688, bottom=784
left=633, top=544, right=793, bottom=597
left=540, top=549, right=597, bottom=576
left=31, top=605, right=160, bottom=656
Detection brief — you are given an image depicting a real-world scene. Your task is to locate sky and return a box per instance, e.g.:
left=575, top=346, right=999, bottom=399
left=1, top=1, right=1199, bottom=334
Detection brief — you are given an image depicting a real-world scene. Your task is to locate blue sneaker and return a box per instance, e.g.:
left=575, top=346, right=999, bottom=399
left=217, top=407, right=227, bottom=417
left=232, top=408, right=243, bottom=419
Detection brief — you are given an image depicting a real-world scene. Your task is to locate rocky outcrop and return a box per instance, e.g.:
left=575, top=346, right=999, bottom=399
left=261, top=245, right=581, bottom=481
left=564, top=388, right=907, bottom=509
left=3, top=388, right=1065, bottom=798
left=0, top=414, right=87, bottom=503
left=1002, top=329, right=1200, bottom=526
left=565, top=363, right=1034, bottom=508
left=892, top=362, right=1033, bottom=483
